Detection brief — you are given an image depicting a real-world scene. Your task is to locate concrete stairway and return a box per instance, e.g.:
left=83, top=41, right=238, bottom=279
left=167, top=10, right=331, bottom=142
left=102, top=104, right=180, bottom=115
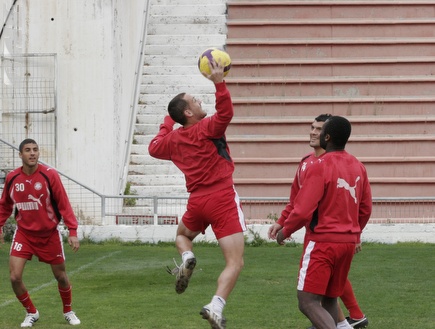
left=128, top=0, right=228, bottom=197
left=225, top=0, right=435, bottom=198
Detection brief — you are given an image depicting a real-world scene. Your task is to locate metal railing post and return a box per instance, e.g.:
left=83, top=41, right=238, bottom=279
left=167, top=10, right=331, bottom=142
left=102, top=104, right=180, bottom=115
left=153, top=195, right=158, bottom=225
left=101, top=195, right=106, bottom=225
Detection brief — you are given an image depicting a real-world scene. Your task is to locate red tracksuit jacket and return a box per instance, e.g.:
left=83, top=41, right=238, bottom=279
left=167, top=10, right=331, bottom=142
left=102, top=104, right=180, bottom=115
left=0, top=164, right=78, bottom=237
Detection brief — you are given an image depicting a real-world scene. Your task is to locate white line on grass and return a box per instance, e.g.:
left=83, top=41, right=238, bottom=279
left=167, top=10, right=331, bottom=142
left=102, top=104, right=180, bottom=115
left=0, top=251, right=121, bottom=308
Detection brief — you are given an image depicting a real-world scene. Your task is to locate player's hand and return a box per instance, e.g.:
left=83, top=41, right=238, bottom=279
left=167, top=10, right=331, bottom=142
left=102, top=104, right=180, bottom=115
left=206, top=59, right=224, bottom=84
left=355, top=243, right=362, bottom=254
left=268, top=223, right=283, bottom=240
left=276, top=229, right=286, bottom=245
left=68, top=236, right=80, bottom=252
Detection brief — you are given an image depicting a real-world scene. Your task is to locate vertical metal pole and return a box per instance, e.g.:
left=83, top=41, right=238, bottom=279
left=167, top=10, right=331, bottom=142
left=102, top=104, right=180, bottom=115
left=153, top=195, right=158, bottom=225
left=101, top=195, right=106, bottom=225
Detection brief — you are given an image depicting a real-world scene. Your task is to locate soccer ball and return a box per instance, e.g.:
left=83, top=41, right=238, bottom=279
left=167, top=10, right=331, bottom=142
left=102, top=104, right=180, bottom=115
left=198, top=48, right=231, bottom=77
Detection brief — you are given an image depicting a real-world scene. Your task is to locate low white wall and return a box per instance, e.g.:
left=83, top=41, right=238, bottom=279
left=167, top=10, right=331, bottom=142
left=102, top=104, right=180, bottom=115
left=77, top=223, right=435, bottom=244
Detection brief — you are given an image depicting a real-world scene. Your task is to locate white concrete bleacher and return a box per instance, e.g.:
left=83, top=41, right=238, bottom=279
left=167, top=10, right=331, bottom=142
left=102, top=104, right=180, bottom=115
left=128, top=0, right=228, bottom=197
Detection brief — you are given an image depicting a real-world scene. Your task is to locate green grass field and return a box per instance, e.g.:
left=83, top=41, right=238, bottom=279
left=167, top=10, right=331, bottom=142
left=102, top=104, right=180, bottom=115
left=1, top=241, right=434, bottom=328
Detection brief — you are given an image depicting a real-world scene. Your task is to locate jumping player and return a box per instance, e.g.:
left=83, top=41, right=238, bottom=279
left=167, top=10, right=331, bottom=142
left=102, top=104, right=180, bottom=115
left=0, top=139, right=81, bottom=327
left=148, top=59, right=246, bottom=329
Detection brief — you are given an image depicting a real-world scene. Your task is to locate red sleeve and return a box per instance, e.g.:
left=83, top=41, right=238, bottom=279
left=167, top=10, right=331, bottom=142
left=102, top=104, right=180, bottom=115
left=48, top=170, right=79, bottom=237
left=148, top=115, right=175, bottom=160
left=276, top=165, right=301, bottom=226
left=357, top=170, right=372, bottom=242
left=203, top=81, right=233, bottom=138
left=0, top=175, right=16, bottom=234
left=282, top=163, right=325, bottom=238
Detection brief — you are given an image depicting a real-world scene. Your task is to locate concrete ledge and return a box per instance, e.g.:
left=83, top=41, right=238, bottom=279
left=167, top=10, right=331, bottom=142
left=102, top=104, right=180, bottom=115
left=77, top=223, right=435, bottom=244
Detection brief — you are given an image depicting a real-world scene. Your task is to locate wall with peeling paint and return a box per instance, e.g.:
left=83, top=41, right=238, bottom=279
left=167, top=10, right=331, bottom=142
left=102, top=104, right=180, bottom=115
left=0, top=0, right=146, bottom=195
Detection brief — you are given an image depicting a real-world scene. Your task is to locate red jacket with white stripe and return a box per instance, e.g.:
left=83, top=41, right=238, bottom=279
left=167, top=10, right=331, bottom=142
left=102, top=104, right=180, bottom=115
left=0, top=164, right=78, bottom=237
left=281, top=150, right=372, bottom=243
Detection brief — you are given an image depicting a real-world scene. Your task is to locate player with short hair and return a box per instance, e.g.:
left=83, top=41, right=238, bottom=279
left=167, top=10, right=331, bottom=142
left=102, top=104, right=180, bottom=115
left=271, top=116, right=372, bottom=329
left=0, top=139, right=81, bottom=327
left=148, top=59, right=246, bottom=329
left=269, top=114, right=369, bottom=329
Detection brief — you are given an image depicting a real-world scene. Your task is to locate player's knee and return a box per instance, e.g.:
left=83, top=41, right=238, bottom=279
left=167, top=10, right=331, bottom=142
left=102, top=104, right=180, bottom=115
left=238, top=257, right=244, bottom=271
left=298, top=299, right=306, bottom=313
left=297, top=292, right=315, bottom=315
left=9, top=273, right=23, bottom=285
left=228, top=256, right=244, bottom=273
left=53, top=271, right=69, bottom=285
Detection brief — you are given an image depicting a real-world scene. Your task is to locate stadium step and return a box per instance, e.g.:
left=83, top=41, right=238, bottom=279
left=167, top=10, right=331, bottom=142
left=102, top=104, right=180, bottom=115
left=224, top=0, right=435, bottom=198
left=233, top=156, right=435, bottom=181
left=128, top=0, right=435, bottom=207
left=226, top=115, right=435, bottom=136
left=126, top=0, right=227, bottom=196
left=227, top=135, right=435, bottom=159
left=233, top=177, right=435, bottom=198
left=229, top=57, right=435, bottom=78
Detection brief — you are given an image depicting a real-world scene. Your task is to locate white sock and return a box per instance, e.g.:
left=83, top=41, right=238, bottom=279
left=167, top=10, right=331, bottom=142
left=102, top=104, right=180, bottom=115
left=336, top=319, right=352, bottom=329
left=182, top=251, right=195, bottom=263
left=211, top=295, right=226, bottom=317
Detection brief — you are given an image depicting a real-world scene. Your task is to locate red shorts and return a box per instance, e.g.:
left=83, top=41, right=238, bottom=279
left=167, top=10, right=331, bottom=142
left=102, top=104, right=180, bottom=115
left=10, top=228, right=66, bottom=265
left=182, top=186, right=246, bottom=240
left=297, top=240, right=355, bottom=298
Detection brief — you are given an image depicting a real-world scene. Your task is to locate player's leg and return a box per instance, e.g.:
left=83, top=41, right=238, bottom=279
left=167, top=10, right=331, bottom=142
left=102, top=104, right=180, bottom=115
left=51, top=261, right=69, bottom=287
left=200, top=231, right=244, bottom=329
left=306, top=298, right=352, bottom=329
left=341, top=279, right=364, bottom=318
left=172, top=220, right=200, bottom=294
left=50, top=262, right=80, bottom=325
left=336, top=301, right=352, bottom=329
left=204, top=186, right=245, bottom=300
left=11, top=257, right=40, bottom=327
left=298, top=291, right=336, bottom=329
left=10, top=231, right=40, bottom=327
left=11, top=255, right=40, bottom=325
left=297, top=241, right=336, bottom=329
left=215, top=232, right=244, bottom=300
left=175, top=220, right=200, bottom=257
left=10, top=256, right=28, bottom=297
left=340, top=279, right=368, bottom=328
left=45, top=230, right=80, bottom=326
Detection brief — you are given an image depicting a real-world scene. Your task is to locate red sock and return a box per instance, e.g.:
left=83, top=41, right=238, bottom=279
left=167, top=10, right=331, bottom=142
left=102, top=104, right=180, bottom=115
left=340, top=279, right=364, bottom=319
left=58, top=285, right=72, bottom=313
left=17, top=291, right=37, bottom=314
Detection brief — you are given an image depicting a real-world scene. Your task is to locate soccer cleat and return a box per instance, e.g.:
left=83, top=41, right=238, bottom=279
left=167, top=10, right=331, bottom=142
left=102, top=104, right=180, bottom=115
left=21, top=310, right=39, bottom=327
left=200, top=304, right=226, bottom=329
left=346, top=316, right=368, bottom=328
left=64, top=311, right=81, bottom=325
left=166, top=257, right=197, bottom=294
